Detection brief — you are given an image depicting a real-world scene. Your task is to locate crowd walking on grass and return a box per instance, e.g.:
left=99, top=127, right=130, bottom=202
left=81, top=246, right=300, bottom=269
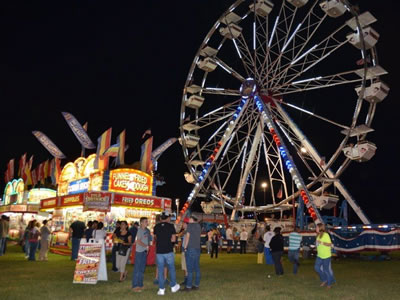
left=0, top=211, right=336, bottom=294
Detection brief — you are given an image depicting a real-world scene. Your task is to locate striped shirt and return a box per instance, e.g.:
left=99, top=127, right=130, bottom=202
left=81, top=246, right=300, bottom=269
left=288, top=232, right=302, bottom=250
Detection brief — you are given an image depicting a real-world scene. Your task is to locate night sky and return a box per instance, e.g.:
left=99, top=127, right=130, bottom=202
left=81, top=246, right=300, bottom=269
left=1, top=1, right=399, bottom=223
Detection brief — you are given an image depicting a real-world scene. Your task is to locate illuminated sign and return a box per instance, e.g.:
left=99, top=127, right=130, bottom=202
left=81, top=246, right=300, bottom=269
left=109, top=169, right=153, bottom=196
left=89, top=172, right=103, bottom=192
left=3, top=179, right=25, bottom=205
left=28, top=188, right=57, bottom=204
left=113, top=194, right=168, bottom=210
left=83, top=192, right=111, bottom=212
left=60, top=194, right=84, bottom=207
left=68, top=178, right=89, bottom=194
left=125, top=209, right=154, bottom=219
left=40, top=197, right=58, bottom=210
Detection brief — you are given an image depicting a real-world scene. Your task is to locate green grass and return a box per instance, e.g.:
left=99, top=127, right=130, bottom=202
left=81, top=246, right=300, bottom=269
left=0, top=244, right=399, bottom=300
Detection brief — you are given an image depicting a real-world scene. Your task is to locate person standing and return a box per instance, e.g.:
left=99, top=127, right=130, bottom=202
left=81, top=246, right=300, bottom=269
left=288, top=227, right=302, bottom=274
left=23, top=224, right=30, bottom=258
left=314, top=223, right=335, bottom=288
left=0, top=215, right=10, bottom=256
left=116, top=221, right=132, bottom=282
left=28, top=221, right=41, bottom=261
left=225, top=226, right=233, bottom=254
left=210, top=230, right=219, bottom=259
left=93, top=222, right=106, bottom=242
left=207, top=230, right=213, bottom=254
left=233, top=228, right=239, bottom=253
left=83, top=221, right=94, bottom=242
left=263, top=225, right=274, bottom=265
left=39, top=220, right=51, bottom=261
left=269, top=227, right=284, bottom=276
left=69, top=218, right=86, bottom=261
left=182, top=215, right=201, bottom=292
left=111, top=221, right=121, bottom=272
left=132, top=217, right=152, bottom=292
left=239, top=228, right=248, bottom=254
left=179, top=219, right=189, bottom=286
left=129, top=222, right=139, bottom=243
left=153, top=212, right=180, bottom=296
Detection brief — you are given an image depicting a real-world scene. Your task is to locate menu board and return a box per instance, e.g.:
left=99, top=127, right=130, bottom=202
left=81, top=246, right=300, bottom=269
left=83, top=192, right=111, bottom=212
left=73, top=242, right=102, bottom=284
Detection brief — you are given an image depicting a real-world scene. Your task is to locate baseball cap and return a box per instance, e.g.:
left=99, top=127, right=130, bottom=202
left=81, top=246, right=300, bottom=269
left=160, top=211, right=170, bottom=220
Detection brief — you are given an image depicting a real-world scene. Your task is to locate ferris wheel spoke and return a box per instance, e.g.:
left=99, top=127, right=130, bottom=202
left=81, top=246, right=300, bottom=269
left=236, top=33, right=260, bottom=79
left=214, top=57, right=246, bottom=82
left=273, top=68, right=368, bottom=96
left=269, top=22, right=349, bottom=90
left=201, top=88, right=241, bottom=97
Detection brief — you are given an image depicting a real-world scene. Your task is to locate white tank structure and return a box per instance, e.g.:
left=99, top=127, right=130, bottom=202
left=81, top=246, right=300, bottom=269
left=177, top=0, right=389, bottom=227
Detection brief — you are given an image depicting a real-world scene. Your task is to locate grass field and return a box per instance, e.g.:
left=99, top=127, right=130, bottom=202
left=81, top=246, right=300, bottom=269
left=0, top=244, right=399, bottom=300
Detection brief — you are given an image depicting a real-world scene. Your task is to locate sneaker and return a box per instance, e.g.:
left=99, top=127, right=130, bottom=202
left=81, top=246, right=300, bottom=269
left=132, top=287, right=142, bottom=293
left=171, top=284, right=180, bottom=293
left=157, top=288, right=165, bottom=296
left=180, top=287, right=192, bottom=292
left=192, top=286, right=199, bottom=290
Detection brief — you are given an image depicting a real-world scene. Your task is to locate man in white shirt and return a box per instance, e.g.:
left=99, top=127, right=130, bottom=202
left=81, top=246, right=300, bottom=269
left=263, top=225, right=274, bottom=265
left=239, top=228, right=248, bottom=254
left=225, top=227, right=233, bottom=253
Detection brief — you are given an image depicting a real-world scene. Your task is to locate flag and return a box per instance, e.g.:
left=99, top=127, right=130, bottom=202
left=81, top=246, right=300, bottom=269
left=4, top=170, right=9, bottom=184
left=116, top=130, right=126, bottom=166
left=32, top=131, right=66, bottom=158
left=18, top=153, right=27, bottom=177
left=37, top=163, right=44, bottom=184
left=94, top=128, right=112, bottom=170
left=81, top=122, right=89, bottom=157
left=7, top=159, right=15, bottom=181
left=44, top=160, right=50, bottom=179
left=28, top=155, right=34, bottom=170
left=151, top=137, right=177, bottom=161
left=23, top=165, right=32, bottom=187
left=55, top=158, right=62, bottom=184
left=103, top=144, right=119, bottom=158
left=142, top=128, right=151, bottom=139
left=277, top=185, right=283, bottom=199
left=61, top=112, right=95, bottom=149
left=140, top=136, right=153, bottom=174
left=51, top=158, right=62, bottom=184
left=32, top=169, right=38, bottom=186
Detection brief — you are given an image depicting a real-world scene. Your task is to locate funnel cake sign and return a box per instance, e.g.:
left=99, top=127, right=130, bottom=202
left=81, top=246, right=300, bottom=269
left=109, top=169, right=153, bottom=196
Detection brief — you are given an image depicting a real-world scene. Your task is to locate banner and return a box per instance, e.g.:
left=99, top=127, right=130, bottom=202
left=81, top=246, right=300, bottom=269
left=73, top=242, right=102, bottom=284
left=151, top=137, right=177, bottom=161
left=32, top=131, right=66, bottom=159
left=94, top=128, right=112, bottom=170
left=140, top=137, right=153, bottom=174
left=62, top=112, right=96, bottom=149
left=116, top=130, right=126, bottom=166
left=18, top=153, right=27, bottom=177
left=83, top=192, right=111, bottom=212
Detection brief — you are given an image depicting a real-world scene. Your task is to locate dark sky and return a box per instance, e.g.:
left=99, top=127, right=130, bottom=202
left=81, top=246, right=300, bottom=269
left=1, top=0, right=399, bottom=223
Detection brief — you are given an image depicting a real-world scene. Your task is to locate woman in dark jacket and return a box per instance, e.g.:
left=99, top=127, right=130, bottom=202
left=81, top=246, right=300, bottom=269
left=269, top=227, right=284, bottom=275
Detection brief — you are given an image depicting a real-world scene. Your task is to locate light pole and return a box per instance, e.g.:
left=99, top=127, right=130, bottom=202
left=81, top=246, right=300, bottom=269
left=261, top=182, right=268, bottom=205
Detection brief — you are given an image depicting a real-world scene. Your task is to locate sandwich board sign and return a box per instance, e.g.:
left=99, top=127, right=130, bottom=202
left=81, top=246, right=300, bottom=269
left=73, top=239, right=108, bottom=284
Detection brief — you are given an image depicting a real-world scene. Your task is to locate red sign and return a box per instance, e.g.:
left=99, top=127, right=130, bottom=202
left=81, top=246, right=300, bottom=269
left=109, top=169, right=153, bottom=196
left=40, top=197, right=58, bottom=210
left=83, top=192, right=111, bottom=212
left=60, top=194, right=84, bottom=207
left=113, top=194, right=166, bottom=209
left=164, top=199, right=172, bottom=209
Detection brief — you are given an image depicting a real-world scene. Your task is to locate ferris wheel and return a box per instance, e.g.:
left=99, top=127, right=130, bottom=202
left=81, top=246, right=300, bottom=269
left=178, top=0, right=389, bottom=225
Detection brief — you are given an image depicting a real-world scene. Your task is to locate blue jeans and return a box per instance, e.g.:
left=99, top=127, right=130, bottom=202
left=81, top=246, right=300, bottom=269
left=186, top=248, right=201, bottom=288
left=71, top=238, right=81, bottom=260
left=156, top=252, right=177, bottom=289
left=0, top=237, right=6, bottom=255
left=132, top=251, right=147, bottom=288
left=264, top=247, right=273, bottom=265
left=288, top=249, right=300, bottom=274
left=24, top=239, right=30, bottom=257
left=314, top=257, right=335, bottom=286
left=29, top=241, right=38, bottom=261
left=111, top=244, right=118, bottom=270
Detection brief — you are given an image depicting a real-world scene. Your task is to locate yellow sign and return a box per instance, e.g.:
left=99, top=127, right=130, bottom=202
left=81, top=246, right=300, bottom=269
left=28, top=188, right=57, bottom=204
left=109, top=169, right=153, bottom=196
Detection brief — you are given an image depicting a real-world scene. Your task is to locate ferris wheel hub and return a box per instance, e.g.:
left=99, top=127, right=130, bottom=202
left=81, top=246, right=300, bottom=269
left=240, top=78, right=257, bottom=99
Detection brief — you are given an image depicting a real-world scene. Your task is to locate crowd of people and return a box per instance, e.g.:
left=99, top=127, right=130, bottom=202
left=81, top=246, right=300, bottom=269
left=1, top=212, right=336, bottom=292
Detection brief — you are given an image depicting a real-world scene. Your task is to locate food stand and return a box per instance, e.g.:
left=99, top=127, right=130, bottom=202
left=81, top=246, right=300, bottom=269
left=39, top=155, right=172, bottom=255
left=1, top=178, right=56, bottom=239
